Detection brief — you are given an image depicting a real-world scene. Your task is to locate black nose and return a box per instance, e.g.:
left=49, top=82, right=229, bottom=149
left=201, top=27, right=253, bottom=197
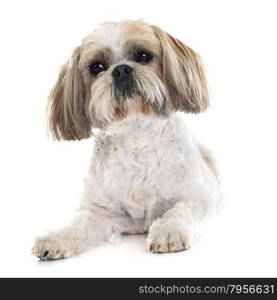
left=112, top=64, right=133, bottom=78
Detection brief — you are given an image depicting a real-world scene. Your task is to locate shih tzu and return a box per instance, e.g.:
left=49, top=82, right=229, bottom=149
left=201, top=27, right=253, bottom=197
left=32, top=20, right=220, bottom=260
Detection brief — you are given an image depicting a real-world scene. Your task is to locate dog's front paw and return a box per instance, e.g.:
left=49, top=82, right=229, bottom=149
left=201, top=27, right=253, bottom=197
left=146, top=219, right=195, bottom=253
left=32, top=233, right=79, bottom=261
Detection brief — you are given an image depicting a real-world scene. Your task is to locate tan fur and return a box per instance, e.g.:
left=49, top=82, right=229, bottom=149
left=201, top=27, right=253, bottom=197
left=114, top=99, right=127, bottom=121
left=151, top=25, right=209, bottom=113
left=48, top=47, right=91, bottom=140
left=113, top=97, right=153, bottom=120
left=198, top=144, right=219, bottom=180
left=141, top=102, right=152, bottom=115
left=47, top=20, right=209, bottom=141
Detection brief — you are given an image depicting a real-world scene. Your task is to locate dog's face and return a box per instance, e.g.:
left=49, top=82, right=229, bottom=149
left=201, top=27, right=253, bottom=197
left=48, top=20, right=209, bottom=140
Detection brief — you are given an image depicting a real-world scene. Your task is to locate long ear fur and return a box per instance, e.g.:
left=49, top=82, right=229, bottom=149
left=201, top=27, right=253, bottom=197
left=47, top=47, right=91, bottom=141
left=152, top=26, right=209, bottom=113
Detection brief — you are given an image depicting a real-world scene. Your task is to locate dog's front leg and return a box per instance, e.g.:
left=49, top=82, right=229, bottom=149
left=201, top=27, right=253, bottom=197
left=32, top=209, right=113, bottom=260
left=146, top=201, right=203, bottom=253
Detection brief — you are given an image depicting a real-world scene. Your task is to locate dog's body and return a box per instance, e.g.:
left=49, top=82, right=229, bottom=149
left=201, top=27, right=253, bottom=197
left=33, top=20, right=220, bottom=260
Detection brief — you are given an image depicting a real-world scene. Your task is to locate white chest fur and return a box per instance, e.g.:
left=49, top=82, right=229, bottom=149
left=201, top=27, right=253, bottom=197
left=33, top=114, right=220, bottom=260
left=83, top=113, right=211, bottom=222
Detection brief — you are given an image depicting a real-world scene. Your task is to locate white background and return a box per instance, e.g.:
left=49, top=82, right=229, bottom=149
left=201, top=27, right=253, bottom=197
left=0, top=0, right=276, bottom=277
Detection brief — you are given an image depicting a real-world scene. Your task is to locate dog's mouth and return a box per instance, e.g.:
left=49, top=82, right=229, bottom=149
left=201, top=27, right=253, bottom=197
left=109, top=69, right=164, bottom=120
left=112, top=84, right=152, bottom=121
left=112, top=76, right=136, bottom=100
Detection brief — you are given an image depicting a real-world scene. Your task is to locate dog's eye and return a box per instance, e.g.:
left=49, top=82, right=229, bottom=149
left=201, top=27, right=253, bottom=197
left=89, top=62, right=106, bottom=75
left=135, top=50, right=153, bottom=63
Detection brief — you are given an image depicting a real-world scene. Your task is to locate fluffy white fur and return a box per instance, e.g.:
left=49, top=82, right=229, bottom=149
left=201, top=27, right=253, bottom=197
left=32, top=20, right=220, bottom=260
left=33, top=114, right=220, bottom=259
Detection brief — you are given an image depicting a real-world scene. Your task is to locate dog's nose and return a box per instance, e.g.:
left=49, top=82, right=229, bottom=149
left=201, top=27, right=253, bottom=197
left=112, top=64, right=135, bottom=98
left=112, top=64, right=133, bottom=79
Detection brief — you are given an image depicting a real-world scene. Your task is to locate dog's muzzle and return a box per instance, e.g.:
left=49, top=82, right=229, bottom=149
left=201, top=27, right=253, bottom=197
left=112, top=64, right=135, bottom=98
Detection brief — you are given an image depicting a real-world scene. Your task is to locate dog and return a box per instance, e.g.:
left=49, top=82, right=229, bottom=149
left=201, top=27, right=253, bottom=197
left=32, top=20, right=220, bottom=260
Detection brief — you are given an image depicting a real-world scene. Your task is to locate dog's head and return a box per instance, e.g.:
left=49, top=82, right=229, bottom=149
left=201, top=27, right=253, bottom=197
left=48, top=20, right=209, bottom=140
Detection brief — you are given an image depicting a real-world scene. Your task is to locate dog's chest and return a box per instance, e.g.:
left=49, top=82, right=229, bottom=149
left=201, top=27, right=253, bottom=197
left=90, top=115, right=190, bottom=217
left=95, top=128, right=162, bottom=194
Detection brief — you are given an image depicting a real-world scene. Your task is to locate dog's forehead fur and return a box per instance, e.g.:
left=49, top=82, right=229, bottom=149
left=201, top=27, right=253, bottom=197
left=79, top=20, right=161, bottom=67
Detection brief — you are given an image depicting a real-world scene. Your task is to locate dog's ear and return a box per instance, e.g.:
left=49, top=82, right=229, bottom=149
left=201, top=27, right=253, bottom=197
left=152, top=26, right=209, bottom=113
left=47, top=47, right=91, bottom=141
